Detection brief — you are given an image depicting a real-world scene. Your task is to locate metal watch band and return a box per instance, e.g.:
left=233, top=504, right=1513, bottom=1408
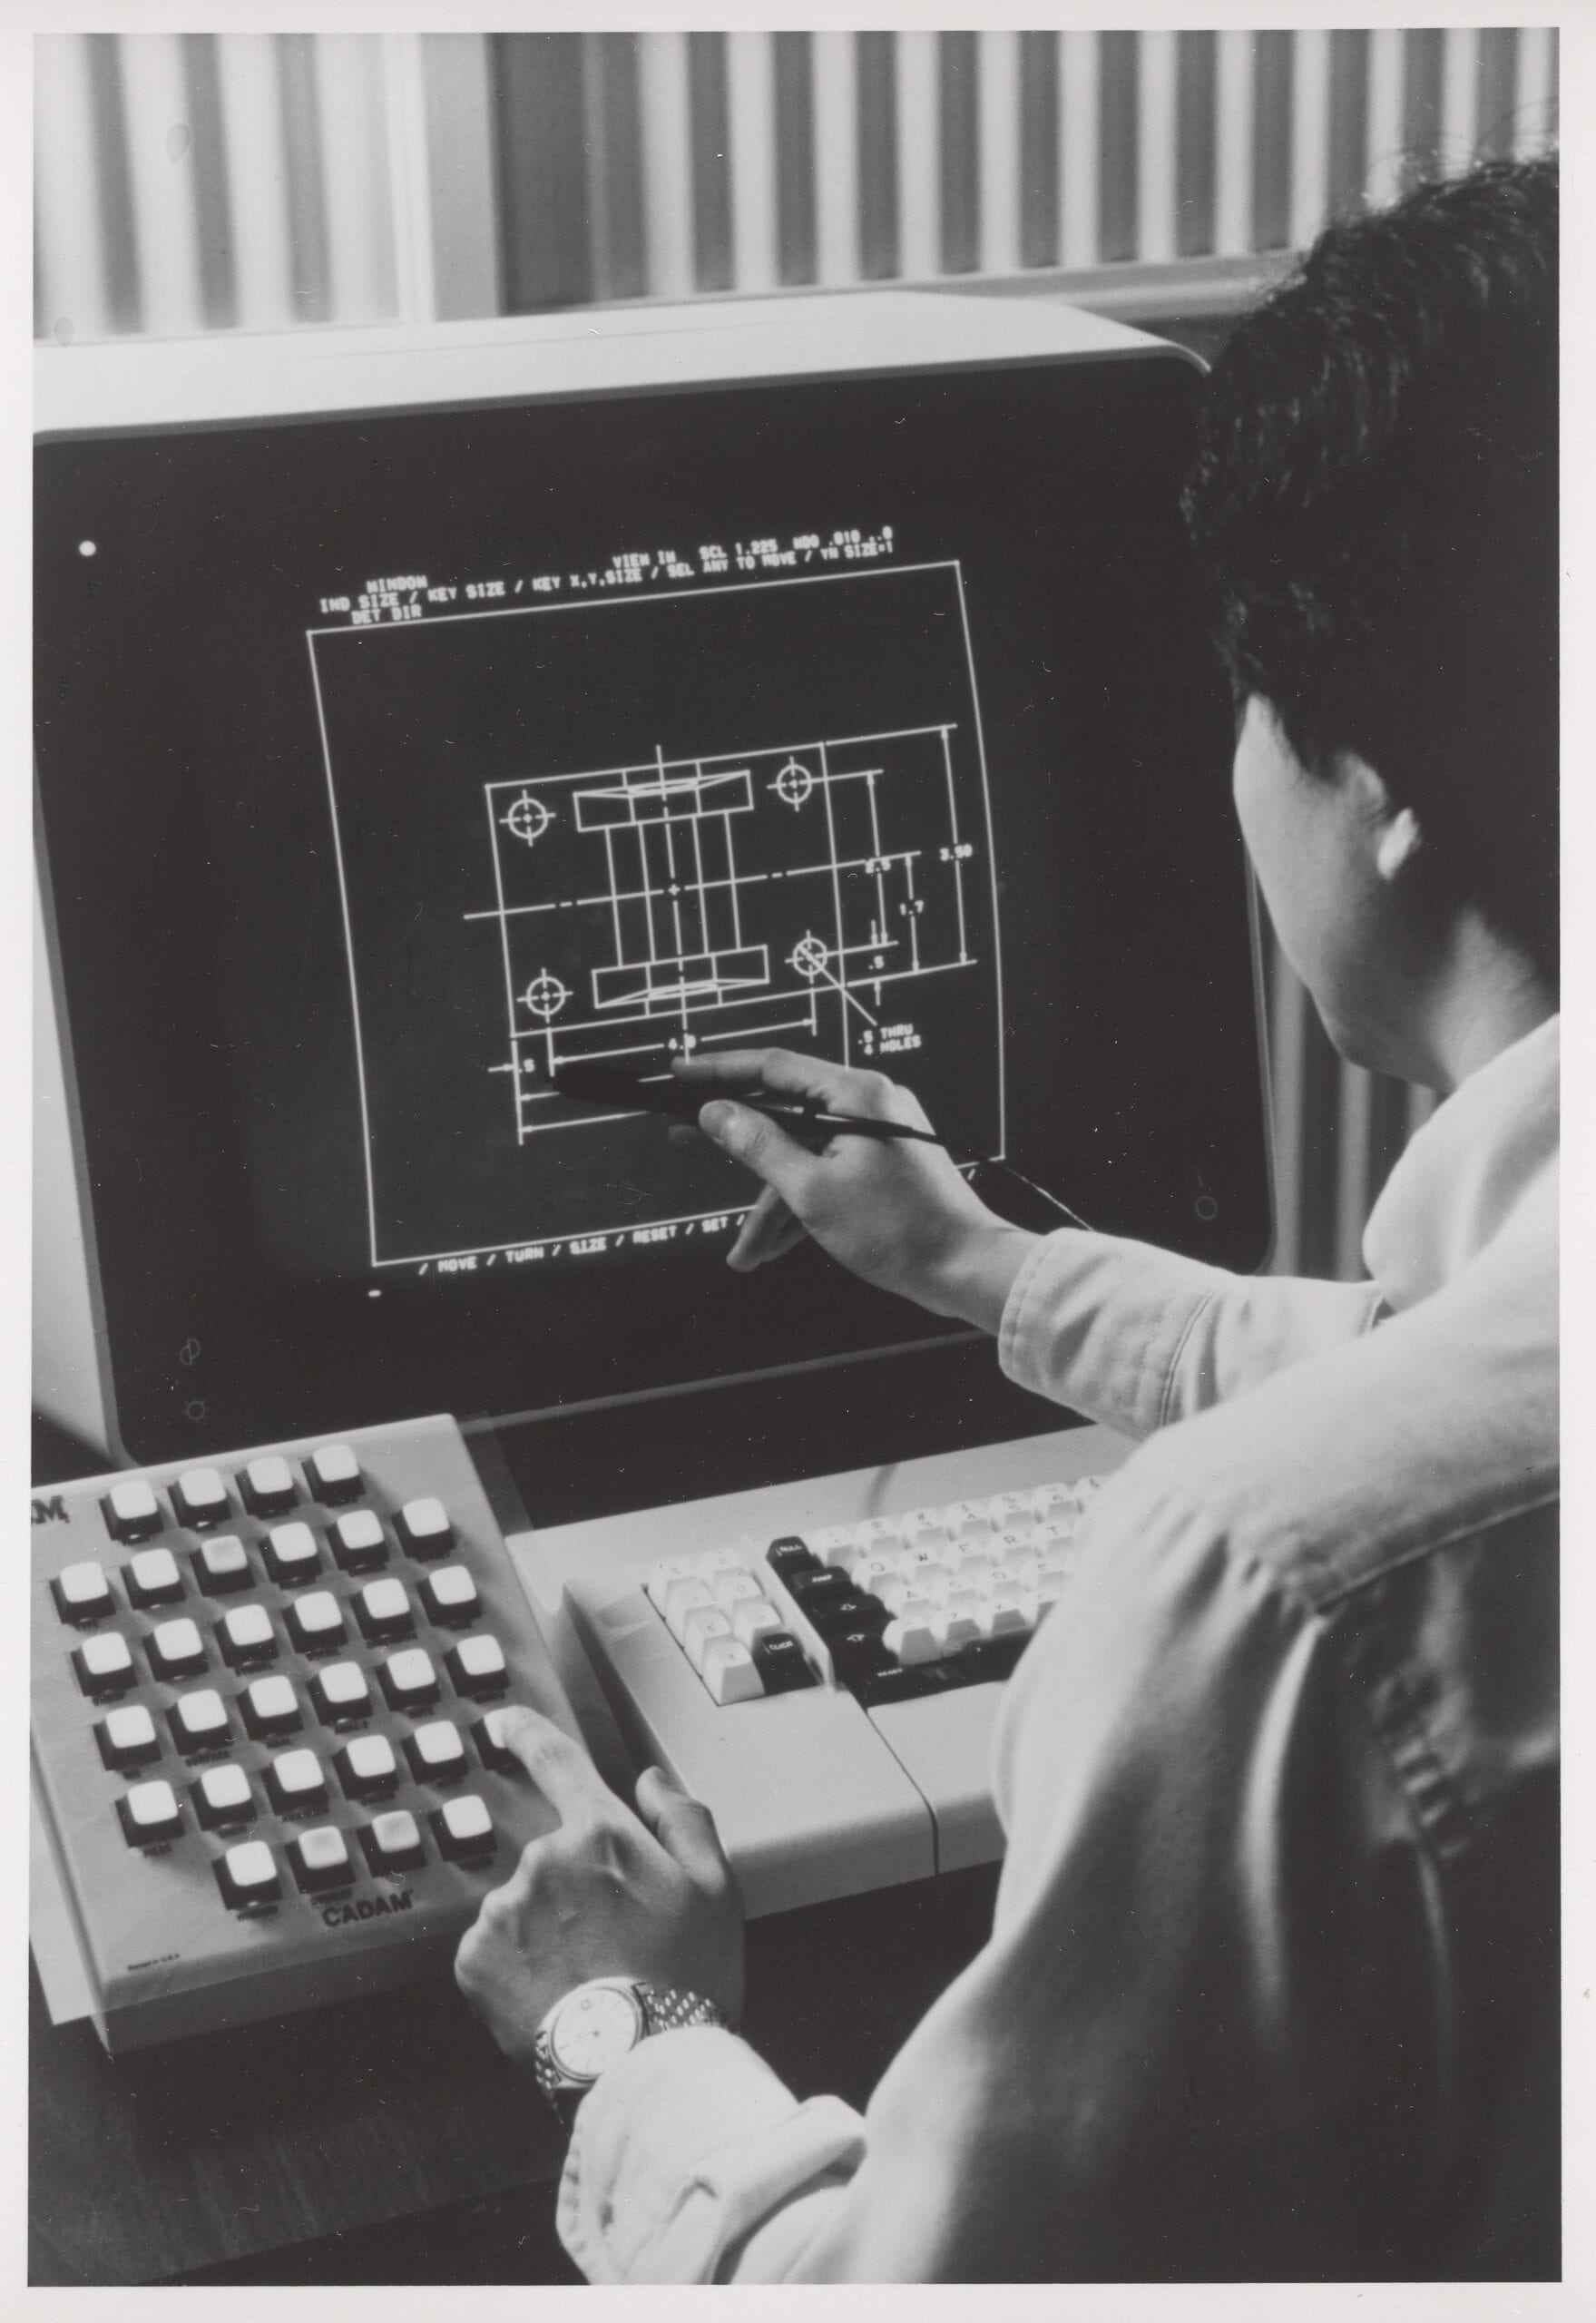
left=532, top=1978, right=726, bottom=2118
left=636, top=1985, right=726, bottom=2040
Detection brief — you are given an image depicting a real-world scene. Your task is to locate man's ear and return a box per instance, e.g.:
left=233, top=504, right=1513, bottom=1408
left=1341, top=751, right=1424, bottom=882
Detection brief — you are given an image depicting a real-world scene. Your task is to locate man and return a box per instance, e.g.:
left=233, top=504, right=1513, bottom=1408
left=455, top=157, right=1558, bottom=2281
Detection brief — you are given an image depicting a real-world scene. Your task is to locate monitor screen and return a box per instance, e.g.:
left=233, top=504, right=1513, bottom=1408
left=34, top=323, right=1271, bottom=1475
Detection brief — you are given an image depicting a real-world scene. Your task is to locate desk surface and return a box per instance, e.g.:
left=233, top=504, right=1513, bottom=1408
left=31, top=1864, right=1000, bottom=2283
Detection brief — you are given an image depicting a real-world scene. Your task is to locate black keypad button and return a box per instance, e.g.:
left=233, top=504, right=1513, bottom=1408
left=172, top=1467, right=231, bottom=1529
left=124, top=1547, right=186, bottom=1610
left=766, top=1537, right=821, bottom=1583
left=310, top=1661, right=374, bottom=1725
left=431, top=1795, right=495, bottom=1861
left=473, top=1712, right=519, bottom=1772
left=73, top=1632, right=136, bottom=1700
left=147, top=1618, right=208, bottom=1683
left=330, top=1510, right=387, bottom=1573
left=396, top=1497, right=453, bottom=1559
left=335, top=1733, right=400, bottom=1802
left=308, top=1443, right=364, bottom=1504
left=193, top=1764, right=256, bottom=1829
left=261, top=1523, right=323, bottom=1586
left=118, top=1780, right=184, bottom=1848
left=219, top=1604, right=279, bottom=1669
left=953, top=1632, right=1033, bottom=1687
left=103, top=1480, right=162, bottom=1543
left=215, top=1841, right=281, bottom=1910
left=97, top=1704, right=162, bottom=1770
left=53, top=1560, right=116, bottom=1626
left=240, top=1675, right=303, bottom=1740
left=239, top=1455, right=298, bottom=1517
left=750, top=1631, right=816, bottom=1693
left=787, top=1571, right=855, bottom=1625
left=355, top=1579, right=414, bottom=1643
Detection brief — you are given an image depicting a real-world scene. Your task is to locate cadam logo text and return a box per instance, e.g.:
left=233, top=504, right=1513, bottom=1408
left=323, top=1891, right=415, bottom=1929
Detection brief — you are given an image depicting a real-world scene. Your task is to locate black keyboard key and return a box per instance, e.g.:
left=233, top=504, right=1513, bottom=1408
left=766, top=1537, right=821, bottom=1583
left=954, top=1632, right=1033, bottom=1686
left=750, top=1631, right=815, bottom=1693
left=787, top=1570, right=854, bottom=1623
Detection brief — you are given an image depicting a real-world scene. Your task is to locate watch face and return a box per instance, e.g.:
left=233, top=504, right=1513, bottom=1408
left=548, top=1983, right=644, bottom=2081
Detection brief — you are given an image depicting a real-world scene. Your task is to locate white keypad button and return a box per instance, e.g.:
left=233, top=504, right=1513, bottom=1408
left=435, top=1793, right=494, bottom=1858
left=380, top=1647, right=439, bottom=1707
left=241, top=1455, right=296, bottom=1512
left=893, top=1544, right=943, bottom=1585
left=217, top=1838, right=280, bottom=1907
left=264, top=1522, right=321, bottom=1583
left=220, top=1603, right=277, bottom=1665
left=981, top=1598, right=1033, bottom=1640
left=127, top=1546, right=184, bottom=1606
left=174, top=1466, right=230, bottom=1525
left=701, top=1637, right=763, bottom=1704
left=292, top=1825, right=353, bottom=1889
left=408, top=1720, right=467, bottom=1777
left=1029, top=1519, right=1075, bottom=1555
left=681, top=1605, right=732, bottom=1672
left=106, top=1479, right=162, bottom=1540
left=331, top=1508, right=387, bottom=1571
left=195, top=1763, right=254, bottom=1827
left=901, top=1507, right=953, bottom=1548
left=645, top=1558, right=700, bottom=1612
left=848, top=1551, right=900, bottom=1593
left=884, top=1613, right=942, bottom=1666
left=100, top=1702, right=160, bottom=1768
left=56, top=1559, right=114, bottom=1620
left=149, top=1616, right=207, bottom=1680
left=288, top=1590, right=345, bottom=1648
left=730, top=1597, right=783, bottom=1649
left=709, top=1567, right=762, bottom=1611
left=1030, top=1483, right=1078, bottom=1523
left=273, top=1747, right=326, bottom=1796
left=341, top=1731, right=398, bottom=1788
left=448, top=1633, right=507, bottom=1697
left=397, top=1496, right=452, bottom=1555
left=696, top=1544, right=756, bottom=1581
left=309, top=1443, right=362, bottom=1499
left=933, top=1608, right=984, bottom=1654
left=197, top=1534, right=251, bottom=1591
left=421, top=1564, right=480, bottom=1624
left=357, top=1577, right=413, bottom=1640
left=74, top=1631, right=134, bottom=1696
left=661, top=1578, right=715, bottom=1642
left=122, top=1779, right=182, bottom=1842
left=172, top=1688, right=230, bottom=1747
left=314, top=1661, right=372, bottom=1719
left=1075, top=1475, right=1104, bottom=1501
left=807, top=1525, right=855, bottom=1560
left=365, top=1808, right=424, bottom=1868
left=986, top=1492, right=1034, bottom=1525
left=851, top=1516, right=903, bottom=1554
left=242, top=1673, right=301, bottom=1738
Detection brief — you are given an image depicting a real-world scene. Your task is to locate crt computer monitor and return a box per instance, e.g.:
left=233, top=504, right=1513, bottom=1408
left=33, top=292, right=1273, bottom=1512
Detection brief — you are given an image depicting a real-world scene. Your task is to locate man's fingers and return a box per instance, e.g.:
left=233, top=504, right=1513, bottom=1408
left=496, top=1705, right=613, bottom=1823
left=697, top=1099, right=813, bottom=1205
left=635, top=1766, right=732, bottom=1887
left=728, top=1183, right=802, bottom=1270
left=676, top=1046, right=847, bottom=1106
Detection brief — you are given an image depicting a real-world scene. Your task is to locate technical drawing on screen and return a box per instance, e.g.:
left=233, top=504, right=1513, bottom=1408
left=308, top=558, right=1004, bottom=1275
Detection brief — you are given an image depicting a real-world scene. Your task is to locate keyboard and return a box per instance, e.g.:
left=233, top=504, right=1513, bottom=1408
left=31, top=1414, right=580, bottom=2053
left=535, top=1421, right=1131, bottom=1917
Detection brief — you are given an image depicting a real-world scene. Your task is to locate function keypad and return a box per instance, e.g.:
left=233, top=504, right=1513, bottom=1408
left=173, top=1467, right=230, bottom=1529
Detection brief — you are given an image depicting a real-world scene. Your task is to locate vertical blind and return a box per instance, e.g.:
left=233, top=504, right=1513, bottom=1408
left=34, top=27, right=1559, bottom=1276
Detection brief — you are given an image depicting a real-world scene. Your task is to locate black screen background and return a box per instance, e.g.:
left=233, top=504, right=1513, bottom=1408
left=35, top=351, right=1271, bottom=1502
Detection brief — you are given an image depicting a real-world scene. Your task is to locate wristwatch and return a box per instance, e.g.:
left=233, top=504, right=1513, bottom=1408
left=532, top=1977, right=726, bottom=2124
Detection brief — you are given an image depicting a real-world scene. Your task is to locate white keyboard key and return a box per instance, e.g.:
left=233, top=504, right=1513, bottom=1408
left=949, top=1548, right=996, bottom=1588
left=986, top=1491, right=1034, bottom=1526
left=173, top=1466, right=230, bottom=1526
left=100, top=1702, right=160, bottom=1768
left=701, top=1637, right=763, bottom=1704
left=127, top=1546, right=184, bottom=1606
left=1030, top=1483, right=1079, bottom=1523
left=661, top=1577, right=716, bottom=1641
left=264, top=1522, right=321, bottom=1583
left=196, top=1534, right=250, bottom=1591
left=105, top=1479, right=162, bottom=1540
left=407, top=1719, right=467, bottom=1778
left=195, top=1762, right=254, bottom=1827
left=337, top=1731, right=398, bottom=1799
left=74, top=1630, right=135, bottom=1696
left=807, top=1525, right=856, bottom=1561
left=380, top=1647, right=440, bottom=1707
left=893, top=1543, right=943, bottom=1584
left=696, top=1543, right=757, bottom=1581
left=709, top=1566, right=763, bottom=1611
left=645, top=1557, right=701, bottom=1613
left=331, top=1508, right=387, bottom=1571
left=220, top=1602, right=277, bottom=1665
left=984, top=1563, right=1023, bottom=1599
left=851, top=1516, right=902, bottom=1553
left=171, top=1688, right=229, bottom=1748
left=269, top=1747, right=327, bottom=1805
left=730, top=1597, right=783, bottom=1649
left=884, top=1612, right=942, bottom=1666
left=1029, top=1518, right=1076, bottom=1555
left=945, top=1499, right=994, bottom=1539
left=56, top=1559, right=115, bottom=1620
left=447, top=1633, right=507, bottom=1697
left=848, top=1551, right=900, bottom=1593
left=288, top=1590, right=345, bottom=1648
left=308, top=1442, right=362, bottom=1499
left=1075, top=1475, right=1104, bottom=1502
left=364, top=1808, right=424, bottom=1868
left=149, top=1616, right=207, bottom=1681
left=122, top=1779, right=182, bottom=1843
left=217, top=1838, right=280, bottom=1907
left=934, top=1608, right=984, bottom=1654
left=397, top=1496, right=452, bottom=1556
left=314, top=1660, right=372, bottom=1718
left=991, top=1526, right=1033, bottom=1563
left=291, top=1826, right=353, bottom=1889
left=900, top=1506, right=953, bottom=1548
left=980, top=1596, right=1033, bottom=1639
left=435, top=1793, right=494, bottom=1858
left=880, top=1578, right=940, bottom=1619
left=681, top=1605, right=733, bottom=1671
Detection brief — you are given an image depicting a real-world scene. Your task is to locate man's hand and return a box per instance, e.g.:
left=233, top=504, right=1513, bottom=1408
left=454, top=1706, right=744, bottom=2069
left=674, top=1047, right=1037, bottom=1331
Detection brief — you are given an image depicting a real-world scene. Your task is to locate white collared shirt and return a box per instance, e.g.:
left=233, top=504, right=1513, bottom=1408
left=559, top=1017, right=1559, bottom=2282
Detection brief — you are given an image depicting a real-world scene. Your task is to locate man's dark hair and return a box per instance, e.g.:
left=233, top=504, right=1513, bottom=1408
left=1183, top=156, right=1557, bottom=979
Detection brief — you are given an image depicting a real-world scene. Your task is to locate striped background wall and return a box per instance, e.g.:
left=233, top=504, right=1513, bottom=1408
left=34, top=27, right=1559, bottom=1278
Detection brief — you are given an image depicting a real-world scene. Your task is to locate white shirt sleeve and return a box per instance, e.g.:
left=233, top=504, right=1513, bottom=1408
left=998, top=1228, right=1383, bottom=1436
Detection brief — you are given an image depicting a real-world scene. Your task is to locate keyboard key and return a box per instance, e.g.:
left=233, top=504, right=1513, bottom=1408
left=681, top=1605, right=732, bottom=1672
left=954, top=1631, right=1033, bottom=1685
left=379, top=1648, right=441, bottom=1710
left=73, top=1630, right=135, bottom=1699
left=356, top=1577, right=414, bottom=1642
left=308, top=1443, right=364, bottom=1504
left=708, top=1566, right=763, bottom=1612
left=194, top=1762, right=255, bottom=1828
left=661, top=1578, right=716, bottom=1642
left=194, top=1534, right=252, bottom=1593
left=1075, top=1475, right=1104, bottom=1503
left=311, top=1660, right=373, bottom=1725
left=804, top=1586, right=878, bottom=1642
left=900, top=1507, right=952, bottom=1549
left=292, top=1826, right=354, bottom=1892
left=241, top=1673, right=302, bottom=1740
left=446, top=1632, right=507, bottom=1699
left=696, top=1544, right=756, bottom=1582
left=420, top=1564, right=480, bottom=1627
left=475, top=1708, right=521, bottom=1771
left=148, top=1617, right=207, bottom=1682
left=219, top=1603, right=278, bottom=1668
left=98, top=1703, right=161, bottom=1770
left=830, top=1627, right=895, bottom=1685
left=265, top=1747, right=328, bottom=1814
left=766, top=1538, right=821, bottom=1583
left=787, top=1570, right=855, bottom=1624
left=644, top=1558, right=700, bottom=1612
left=432, top=1794, right=494, bottom=1861
left=103, top=1479, right=162, bottom=1543
left=980, top=1597, right=1033, bottom=1640
left=933, top=1607, right=984, bottom=1655
left=730, top=1597, right=784, bottom=1650
left=397, top=1497, right=452, bottom=1559
left=406, top=1719, right=467, bottom=1782
left=335, top=1731, right=400, bottom=1801
left=172, top=1467, right=230, bottom=1528
left=945, top=1499, right=993, bottom=1540
left=884, top=1612, right=942, bottom=1666
left=750, top=1632, right=815, bottom=1693
left=850, top=1517, right=902, bottom=1555
left=805, top=1525, right=855, bottom=1562
left=362, top=1808, right=426, bottom=1873
left=893, top=1544, right=944, bottom=1585
left=119, top=1779, right=182, bottom=1847
left=216, top=1838, right=280, bottom=1910
left=286, top=1590, right=347, bottom=1652
left=240, top=1455, right=298, bottom=1517
left=330, top=1508, right=388, bottom=1573
left=54, top=1558, right=115, bottom=1625
left=701, top=1637, right=763, bottom=1704
left=125, top=1546, right=184, bottom=1610
left=986, top=1491, right=1034, bottom=1526
left=170, top=1688, right=230, bottom=1751
left=262, top=1522, right=322, bottom=1586
left=1029, top=1483, right=1079, bottom=1523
